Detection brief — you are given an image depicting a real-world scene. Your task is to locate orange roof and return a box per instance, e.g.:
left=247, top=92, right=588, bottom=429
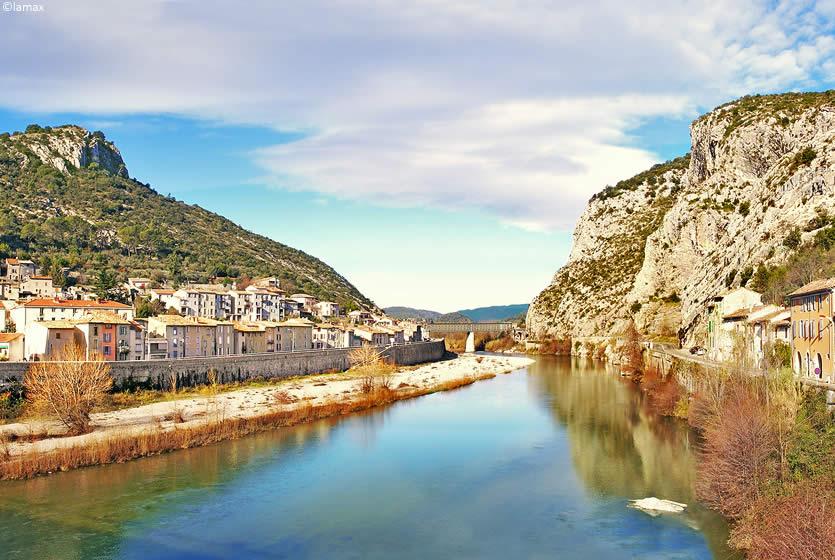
left=20, top=298, right=131, bottom=309
left=788, top=278, right=835, bottom=297
left=0, top=333, right=23, bottom=342
left=28, top=275, right=52, bottom=280
left=5, top=258, right=19, bottom=265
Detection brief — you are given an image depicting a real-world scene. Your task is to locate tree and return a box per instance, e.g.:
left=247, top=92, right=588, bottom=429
left=134, top=296, right=163, bottom=318
left=620, top=319, right=644, bottom=376
left=93, top=269, right=119, bottom=299
left=24, top=345, right=112, bottom=435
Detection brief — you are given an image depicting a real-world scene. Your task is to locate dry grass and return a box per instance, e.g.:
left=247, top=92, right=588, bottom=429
left=484, top=335, right=515, bottom=352
left=0, top=372, right=496, bottom=481
left=534, top=338, right=571, bottom=355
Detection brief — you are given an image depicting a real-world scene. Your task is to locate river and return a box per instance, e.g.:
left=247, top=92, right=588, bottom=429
left=0, top=355, right=735, bottom=559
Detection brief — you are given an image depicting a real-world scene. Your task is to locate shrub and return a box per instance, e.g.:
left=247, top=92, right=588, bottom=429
left=730, top=479, right=835, bottom=560
left=695, top=381, right=778, bottom=519
left=783, top=228, right=801, bottom=249
left=619, top=320, right=643, bottom=376
left=24, top=345, right=112, bottom=435
left=792, top=146, right=816, bottom=168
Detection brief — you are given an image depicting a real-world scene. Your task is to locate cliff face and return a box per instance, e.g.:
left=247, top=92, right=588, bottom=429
left=528, top=92, right=835, bottom=343
left=9, top=125, right=129, bottom=178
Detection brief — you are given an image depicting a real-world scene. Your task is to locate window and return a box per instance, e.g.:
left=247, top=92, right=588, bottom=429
left=93, top=326, right=99, bottom=336
left=119, top=326, right=127, bottom=336
left=55, top=332, right=61, bottom=339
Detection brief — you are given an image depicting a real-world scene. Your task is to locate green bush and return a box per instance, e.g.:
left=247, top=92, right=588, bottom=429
left=783, top=228, right=801, bottom=249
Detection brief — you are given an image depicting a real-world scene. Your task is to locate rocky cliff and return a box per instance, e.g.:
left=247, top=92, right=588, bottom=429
left=528, top=91, right=835, bottom=343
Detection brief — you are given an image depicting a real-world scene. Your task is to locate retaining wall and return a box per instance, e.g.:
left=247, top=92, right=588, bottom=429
left=0, top=341, right=446, bottom=390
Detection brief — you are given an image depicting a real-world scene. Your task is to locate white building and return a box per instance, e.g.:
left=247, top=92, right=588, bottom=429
left=314, top=301, right=340, bottom=318
left=10, top=298, right=134, bottom=334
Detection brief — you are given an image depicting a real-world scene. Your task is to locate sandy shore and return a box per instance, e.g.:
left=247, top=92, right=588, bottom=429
left=1, top=353, right=534, bottom=458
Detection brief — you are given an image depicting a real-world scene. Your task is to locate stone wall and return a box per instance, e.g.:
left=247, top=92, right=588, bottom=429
left=0, top=341, right=446, bottom=390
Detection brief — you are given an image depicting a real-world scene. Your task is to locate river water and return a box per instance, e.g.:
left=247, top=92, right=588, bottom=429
left=0, top=356, right=735, bottom=559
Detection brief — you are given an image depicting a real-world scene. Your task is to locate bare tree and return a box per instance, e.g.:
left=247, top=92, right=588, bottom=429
left=24, top=345, right=112, bottom=435
left=349, top=344, right=394, bottom=394
left=620, top=319, right=644, bottom=376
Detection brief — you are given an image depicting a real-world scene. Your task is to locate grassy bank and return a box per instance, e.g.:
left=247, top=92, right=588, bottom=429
left=0, top=373, right=496, bottom=481
left=638, top=360, right=835, bottom=559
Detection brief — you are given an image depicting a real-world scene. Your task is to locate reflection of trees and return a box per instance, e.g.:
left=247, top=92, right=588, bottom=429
left=0, top=417, right=340, bottom=559
left=530, top=357, right=737, bottom=559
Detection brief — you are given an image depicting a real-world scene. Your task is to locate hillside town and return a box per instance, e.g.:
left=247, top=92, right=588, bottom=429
left=0, top=258, right=424, bottom=362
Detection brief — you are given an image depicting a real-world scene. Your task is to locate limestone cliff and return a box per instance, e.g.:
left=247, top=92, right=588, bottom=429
left=528, top=91, right=835, bottom=343
left=9, top=125, right=129, bottom=178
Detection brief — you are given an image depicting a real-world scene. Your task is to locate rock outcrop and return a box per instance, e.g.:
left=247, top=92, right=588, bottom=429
left=9, top=125, right=128, bottom=177
left=528, top=91, right=835, bottom=344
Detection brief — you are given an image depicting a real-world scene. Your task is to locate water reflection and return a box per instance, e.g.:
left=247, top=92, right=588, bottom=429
left=530, top=356, right=736, bottom=559
left=0, top=357, right=737, bottom=560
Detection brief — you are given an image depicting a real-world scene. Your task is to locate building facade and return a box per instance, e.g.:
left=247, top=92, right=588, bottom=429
left=788, top=278, right=835, bottom=381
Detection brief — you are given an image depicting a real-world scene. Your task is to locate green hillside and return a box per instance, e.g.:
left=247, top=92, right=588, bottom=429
left=0, top=125, right=374, bottom=310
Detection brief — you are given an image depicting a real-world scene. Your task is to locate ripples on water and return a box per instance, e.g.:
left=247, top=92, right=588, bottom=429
left=0, top=356, right=736, bottom=559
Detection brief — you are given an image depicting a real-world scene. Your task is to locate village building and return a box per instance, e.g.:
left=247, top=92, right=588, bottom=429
left=290, top=293, right=318, bottom=314
left=125, top=278, right=152, bottom=298
left=233, top=322, right=268, bottom=354
left=145, top=315, right=231, bottom=359
left=0, top=332, right=24, bottom=361
left=23, top=320, right=83, bottom=360
left=314, top=300, right=340, bottom=318
left=0, top=279, right=19, bottom=301
left=10, top=298, right=134, bottom=334
left=705, top=287, right=763, bottom=361
left=348, top=310, right=374, bottom=324
left=148, top=289, right=178, bottom=310
left=73, top=311, right=145, bottom=361
left=276, top=318, right=314, bottom=351
left=747, top=307, right=791, bottom=368
left=354, top=326, right=392, bottom=346
left=788, top=278, right=835, bottom=380
left=19, top=275, right=56, bottom=298
left=4, top=258, right=36, bottom=283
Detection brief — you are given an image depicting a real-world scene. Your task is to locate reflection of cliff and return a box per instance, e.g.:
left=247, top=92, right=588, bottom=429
left=0, top=418, right=341, bottom=559
left=530, top=357, right=737, bottom=558
left=533, top=358, right=696, bottom=500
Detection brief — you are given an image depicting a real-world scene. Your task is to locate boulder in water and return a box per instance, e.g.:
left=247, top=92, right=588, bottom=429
left=628, top=497, right=687, bottom=517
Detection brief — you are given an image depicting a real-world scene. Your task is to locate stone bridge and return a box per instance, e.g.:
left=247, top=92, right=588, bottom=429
left=426, top=322, right=514, bottom=337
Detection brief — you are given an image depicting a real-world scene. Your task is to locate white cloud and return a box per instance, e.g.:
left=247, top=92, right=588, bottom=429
left=0, top=0, right=833, bottom=230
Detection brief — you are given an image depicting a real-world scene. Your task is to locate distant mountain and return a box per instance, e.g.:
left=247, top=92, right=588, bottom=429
left=386, top=303, right=528, bottom=323
left=458, top=304, right=529, bottom=322
left=0, top=125, right=375, bottom=310
left=383, top=306, right=443, bottom=321
left=435, top=311, right=472, bottom=323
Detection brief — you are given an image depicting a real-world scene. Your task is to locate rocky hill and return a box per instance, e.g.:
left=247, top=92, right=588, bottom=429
left=528, top=91, right=835, bottom=344
left=0, top=125, right=375, bottom=310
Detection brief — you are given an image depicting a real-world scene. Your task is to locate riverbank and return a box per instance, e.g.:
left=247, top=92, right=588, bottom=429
left=0, top=353, right=534, bottom=480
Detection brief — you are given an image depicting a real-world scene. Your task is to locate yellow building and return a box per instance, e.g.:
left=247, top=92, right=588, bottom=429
left=788, top=278, right=835, bottom=381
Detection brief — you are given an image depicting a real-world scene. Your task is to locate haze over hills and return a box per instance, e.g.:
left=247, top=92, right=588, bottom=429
left=0, top=125, right=375, bottom=310
left=385, top=303, right=528, bottom=322
left=528, top=91, right=835, bottom=344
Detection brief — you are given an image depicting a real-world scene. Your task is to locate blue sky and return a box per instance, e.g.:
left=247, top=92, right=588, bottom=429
left=0, top=1, right=833, bottom=310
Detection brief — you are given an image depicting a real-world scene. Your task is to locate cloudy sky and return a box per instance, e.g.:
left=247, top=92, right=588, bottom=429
left=1, top=0, right=834, bottom=310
